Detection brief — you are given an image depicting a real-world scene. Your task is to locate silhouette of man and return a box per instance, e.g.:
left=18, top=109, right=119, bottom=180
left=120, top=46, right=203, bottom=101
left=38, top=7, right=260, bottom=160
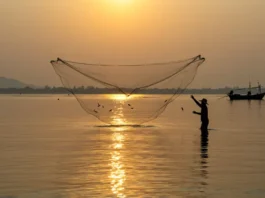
left=228, top=90, right=234, bottom=96
left=191, top=95, right=209, bottom=131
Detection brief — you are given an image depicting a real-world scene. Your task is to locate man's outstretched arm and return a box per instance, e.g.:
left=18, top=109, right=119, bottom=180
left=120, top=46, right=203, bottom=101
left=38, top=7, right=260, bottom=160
left=191, top=95, right=202, bottom=107
left=193, top=111, right=201, bottom=115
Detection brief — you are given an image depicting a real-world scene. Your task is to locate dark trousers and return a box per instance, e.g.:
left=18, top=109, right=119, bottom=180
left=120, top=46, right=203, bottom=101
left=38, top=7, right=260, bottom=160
left=201, top=119, right=209, bottom=131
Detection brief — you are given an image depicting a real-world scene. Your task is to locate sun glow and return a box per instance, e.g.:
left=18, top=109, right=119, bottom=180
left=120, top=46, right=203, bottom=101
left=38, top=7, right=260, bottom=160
left=104, top=0, right=134, bottom=10
left=112, top=0, right=133, bottom=5
left=110, top=94, right=128, bottom=101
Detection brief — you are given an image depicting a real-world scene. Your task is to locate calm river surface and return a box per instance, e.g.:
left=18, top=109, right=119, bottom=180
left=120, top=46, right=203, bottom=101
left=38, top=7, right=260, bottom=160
left=0, top=94, right=265, bottom=198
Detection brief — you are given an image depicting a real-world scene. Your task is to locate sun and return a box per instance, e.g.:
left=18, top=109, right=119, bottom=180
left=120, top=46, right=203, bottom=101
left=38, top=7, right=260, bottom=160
left=111, top=0, right=133, bottom=6
left=114, top=0, right=132, bottom=4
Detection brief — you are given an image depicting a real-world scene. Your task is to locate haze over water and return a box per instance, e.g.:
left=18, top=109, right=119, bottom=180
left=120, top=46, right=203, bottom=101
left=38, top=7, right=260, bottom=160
left=1, top=0, right=265, bottom=88
left=1, top=94, right=265, bottom=197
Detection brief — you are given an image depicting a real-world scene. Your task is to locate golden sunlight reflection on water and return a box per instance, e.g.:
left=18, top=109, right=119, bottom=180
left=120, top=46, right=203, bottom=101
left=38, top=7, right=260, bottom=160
left=109, top=97, right=127, bottom=197
left=107, top=94, right=146, bottom=125
left=109, top=94, right=128, bottom=101
left=110, top=94, right=127, bottom=125
left=109, top=127, right=126, bottom=198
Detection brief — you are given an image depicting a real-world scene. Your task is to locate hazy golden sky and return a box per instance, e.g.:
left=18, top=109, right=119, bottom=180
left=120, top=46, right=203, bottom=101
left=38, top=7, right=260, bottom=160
left=0, top=0, right=265, bottom=88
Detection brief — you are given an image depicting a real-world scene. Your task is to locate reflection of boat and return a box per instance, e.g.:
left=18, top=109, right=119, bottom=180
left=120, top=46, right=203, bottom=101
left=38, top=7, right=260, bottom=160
left=228, top=82, right=265, bottom=100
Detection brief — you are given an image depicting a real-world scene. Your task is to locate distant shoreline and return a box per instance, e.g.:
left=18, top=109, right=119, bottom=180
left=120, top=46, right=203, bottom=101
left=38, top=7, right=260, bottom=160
left=0, top=87, right=252, bottom=95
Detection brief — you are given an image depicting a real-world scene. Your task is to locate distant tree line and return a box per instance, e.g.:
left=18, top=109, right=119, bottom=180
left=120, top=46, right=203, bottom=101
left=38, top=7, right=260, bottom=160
left=0, top=85, right=242, bottom=94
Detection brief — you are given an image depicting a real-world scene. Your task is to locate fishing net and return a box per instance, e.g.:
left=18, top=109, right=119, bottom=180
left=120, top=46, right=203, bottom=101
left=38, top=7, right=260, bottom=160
left=50, top=55, right=205, bottom=125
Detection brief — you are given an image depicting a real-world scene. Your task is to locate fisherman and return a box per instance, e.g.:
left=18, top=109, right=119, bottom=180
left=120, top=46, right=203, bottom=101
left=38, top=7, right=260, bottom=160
left=228, top=90, right=234, bottom=96
left=191, top=95, right=209, bottom=131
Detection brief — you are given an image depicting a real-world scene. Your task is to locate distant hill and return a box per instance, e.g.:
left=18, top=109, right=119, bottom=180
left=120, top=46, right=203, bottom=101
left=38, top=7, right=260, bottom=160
left=0, top=77, right=29, bottom=88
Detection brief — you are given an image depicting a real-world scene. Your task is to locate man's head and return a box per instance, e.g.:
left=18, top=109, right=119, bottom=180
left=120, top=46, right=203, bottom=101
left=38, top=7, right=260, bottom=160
left=201, top=98, right=208, bottom=105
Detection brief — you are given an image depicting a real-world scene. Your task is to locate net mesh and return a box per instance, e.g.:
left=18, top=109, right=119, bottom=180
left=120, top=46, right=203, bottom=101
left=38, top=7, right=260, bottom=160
left=50, top=55, right=205, bottom=125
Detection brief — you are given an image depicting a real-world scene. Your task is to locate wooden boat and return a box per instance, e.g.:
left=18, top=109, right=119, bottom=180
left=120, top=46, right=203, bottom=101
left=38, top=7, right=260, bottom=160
left=228, top=92, right=265, bottom=100
left=228, top=83, right=264, bottom=100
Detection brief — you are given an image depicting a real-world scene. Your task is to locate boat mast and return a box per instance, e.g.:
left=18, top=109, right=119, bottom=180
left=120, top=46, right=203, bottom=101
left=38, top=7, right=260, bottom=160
left=258, top=81, right=261, bottom=94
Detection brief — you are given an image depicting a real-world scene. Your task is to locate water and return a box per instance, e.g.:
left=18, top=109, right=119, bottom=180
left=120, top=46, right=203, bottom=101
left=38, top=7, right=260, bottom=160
left=0, top=94, right=265, bottom=198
